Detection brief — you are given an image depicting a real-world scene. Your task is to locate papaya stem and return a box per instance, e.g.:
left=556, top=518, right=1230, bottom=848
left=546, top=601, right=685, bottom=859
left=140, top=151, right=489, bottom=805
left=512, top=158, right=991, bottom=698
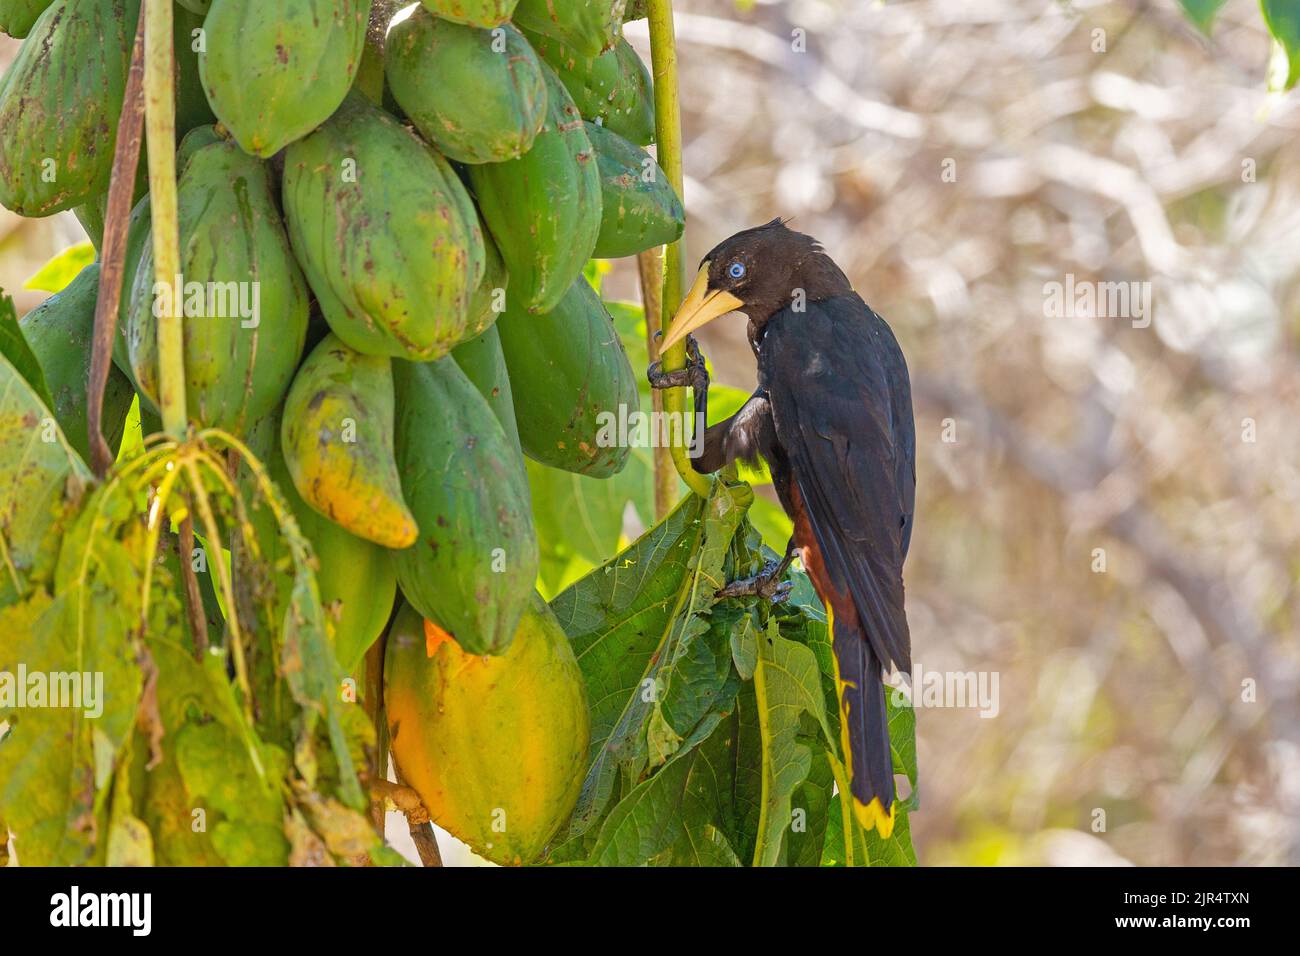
left=178, top=514, right=210, bottom=660
left=637, top=248, right=675, bottom=519
left=355, top=0, right=396, bottom=105
left=87, top=10, right=146, bottom=477
left=391, top=766, right=444, bottom=867
left=647, top=0, right=710, bottom=499
left=143, top=0, right=186, bottom=438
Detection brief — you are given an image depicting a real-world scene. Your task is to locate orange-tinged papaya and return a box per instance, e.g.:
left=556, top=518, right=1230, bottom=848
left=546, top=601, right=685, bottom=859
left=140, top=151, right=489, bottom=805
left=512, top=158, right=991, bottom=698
left=384, top=595, right=589, bottom=865
left=242, top=411, right=397, bottom=677
left=280, top=333, right=417, bottom=550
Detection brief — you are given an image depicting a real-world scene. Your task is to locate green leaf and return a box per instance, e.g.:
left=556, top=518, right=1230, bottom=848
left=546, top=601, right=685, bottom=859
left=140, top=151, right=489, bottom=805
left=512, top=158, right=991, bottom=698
left=551, top=479, right=752, bottom=838
left=24, top=243, right=96, bottom=294
left=550, top=490, right=706, bottom=835
left=747, top=491, right=793, bottom=553
left=0, top=496, right=149, bottom=865
left=527, top=453, right=653, bottom=599
left=1178, top=0, right=1228, bottom=32
left=176, top=719, right=291, bottom=866
left=862, top=798, right=917, bottom=866
left=820, top=793, right=863, bottom=866
left=778, top=566, right=920, bottom=864
left=587, top=748, right=698, bottom=865
left=788, top=751, right=835, bottom=866
left=134, top=637, right=228, bottom=866
left=106, top=748, right=154, bottom=867
left=750, top=619, right=828, bottom=866
left=605, top=299, right=649, bottom=365
left=1263, top=0, right=1300, bottom=89
left=0, top=350, right=91, bottom=608
left=0, top=292, right=54, bottom=413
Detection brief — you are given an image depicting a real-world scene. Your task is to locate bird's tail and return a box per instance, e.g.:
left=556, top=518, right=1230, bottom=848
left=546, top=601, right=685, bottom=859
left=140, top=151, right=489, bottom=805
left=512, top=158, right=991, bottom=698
left=829, top=607, right=896, bottom=838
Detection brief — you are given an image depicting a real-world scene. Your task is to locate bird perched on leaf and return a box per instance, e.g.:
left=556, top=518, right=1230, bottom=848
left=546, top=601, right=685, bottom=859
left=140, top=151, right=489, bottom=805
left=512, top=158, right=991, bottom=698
left=649, top=219, right=915, bottom=838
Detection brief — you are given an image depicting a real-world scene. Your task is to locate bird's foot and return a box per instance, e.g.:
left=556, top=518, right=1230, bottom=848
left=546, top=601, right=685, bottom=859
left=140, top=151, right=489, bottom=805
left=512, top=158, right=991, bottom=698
left=716, top=560, right=793, bottom=604
left=648, top=335, right=709, bottom=393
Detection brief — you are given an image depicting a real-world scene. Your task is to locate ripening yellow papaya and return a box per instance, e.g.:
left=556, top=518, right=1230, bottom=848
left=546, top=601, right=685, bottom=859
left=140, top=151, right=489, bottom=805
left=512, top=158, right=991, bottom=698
left=280, top=334, right=418, bottom=550
left=385, top=596, right=590, bottom=865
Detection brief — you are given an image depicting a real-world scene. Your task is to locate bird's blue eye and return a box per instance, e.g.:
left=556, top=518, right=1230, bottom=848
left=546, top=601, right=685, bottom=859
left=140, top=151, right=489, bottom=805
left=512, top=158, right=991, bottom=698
left=728, top=261, right=746, bottom=280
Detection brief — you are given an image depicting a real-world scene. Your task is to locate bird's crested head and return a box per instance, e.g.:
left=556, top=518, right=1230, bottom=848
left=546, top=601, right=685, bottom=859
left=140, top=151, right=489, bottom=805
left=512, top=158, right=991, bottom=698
left=661, top=219, right=852, bottom=351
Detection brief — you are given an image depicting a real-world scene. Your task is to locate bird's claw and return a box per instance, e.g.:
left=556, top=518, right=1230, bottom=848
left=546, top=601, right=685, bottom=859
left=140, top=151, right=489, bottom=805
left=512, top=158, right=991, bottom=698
left=648, top=335, right=709, bottom=393
left=716, top=560, right=793, bottom=604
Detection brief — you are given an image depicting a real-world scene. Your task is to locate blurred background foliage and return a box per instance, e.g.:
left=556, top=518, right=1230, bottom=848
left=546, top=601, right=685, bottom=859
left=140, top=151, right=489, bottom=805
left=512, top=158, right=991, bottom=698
left=4, top=0, right=1298, bottom=866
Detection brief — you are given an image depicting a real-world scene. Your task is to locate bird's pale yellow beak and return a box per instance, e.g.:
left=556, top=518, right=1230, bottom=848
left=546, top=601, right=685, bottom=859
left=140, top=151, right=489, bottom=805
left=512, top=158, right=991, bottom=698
left=659, top=264, right=744, bottom=352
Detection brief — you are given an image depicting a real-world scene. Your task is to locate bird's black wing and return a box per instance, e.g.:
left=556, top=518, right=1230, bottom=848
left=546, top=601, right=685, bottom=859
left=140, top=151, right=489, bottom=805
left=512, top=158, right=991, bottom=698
left=762, top=295, right=915, bottom=673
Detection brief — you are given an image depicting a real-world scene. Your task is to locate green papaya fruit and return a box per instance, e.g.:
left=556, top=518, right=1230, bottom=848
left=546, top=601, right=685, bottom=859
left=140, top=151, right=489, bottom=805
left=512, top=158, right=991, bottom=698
left=451, top=324, right=520, bottom=458
left=512, top=0, right=624, bottom=57
left=392, top=357, right=538, bottom=655
left=452, top=221, right=517, bottom=450
left=128, top=130, right=308, bottom=437
left=522, top=30, right=654, bottom=145
left=496, top=275, right=636, bottom=477
left=176, top=125, right=226, bottom=176
left=199, top=0, right=371, bottom=157
left=62, top=6, right=208, bottom=239
left=280, top=333, right=417, bottom=550
left=465, top=216, right=508, bottom=337
left=468, top=62, right=601, bottom=314
left=386, top=10, right=546, bottom=165
left=0, top=0, right=139, bottom=217
left=74, top=200, right=106, bottom=251
left=173, top=5, right=218, bottom=137
left=417, top=0, right=514, bottom=27
left=0, top=0, right=51, bottom=38
left=284, top=94, right=485, bottom=359
left=111, top=195, right=153, bottom=405
left=586, top=121, right=682, bottom=258
left=385, top=594, right=589, bottom=866
left=243, top=411, right=397, bottom=677
left=20, top=263, right=135, bottom=463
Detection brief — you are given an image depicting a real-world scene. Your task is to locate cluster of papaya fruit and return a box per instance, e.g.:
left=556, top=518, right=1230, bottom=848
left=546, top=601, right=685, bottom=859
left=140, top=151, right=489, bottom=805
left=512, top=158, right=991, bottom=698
left=1, top=0, right=683, bottom=865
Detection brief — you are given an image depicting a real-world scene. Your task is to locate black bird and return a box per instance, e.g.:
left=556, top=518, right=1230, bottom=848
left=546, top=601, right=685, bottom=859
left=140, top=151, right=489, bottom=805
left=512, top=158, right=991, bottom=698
left=650, top=219, right=915, bottom=837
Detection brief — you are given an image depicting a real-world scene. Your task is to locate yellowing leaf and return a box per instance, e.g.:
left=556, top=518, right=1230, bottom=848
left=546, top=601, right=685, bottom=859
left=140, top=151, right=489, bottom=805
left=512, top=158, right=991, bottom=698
left=24, top=242, right=96, bottom=294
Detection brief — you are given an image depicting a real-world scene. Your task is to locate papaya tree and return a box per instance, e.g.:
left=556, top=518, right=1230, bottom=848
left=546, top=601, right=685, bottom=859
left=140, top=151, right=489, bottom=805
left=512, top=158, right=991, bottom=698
left=0, top=0, right=917, bottom=867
